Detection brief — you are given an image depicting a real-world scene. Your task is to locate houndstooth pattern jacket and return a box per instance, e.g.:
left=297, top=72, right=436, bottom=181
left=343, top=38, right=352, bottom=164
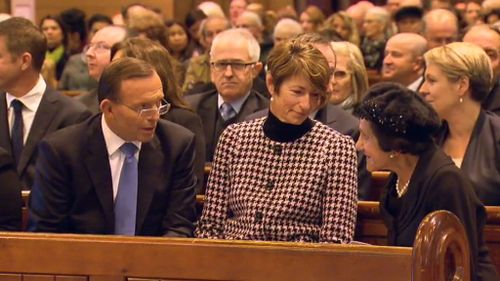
left=196, top=117, right=358, bottom=243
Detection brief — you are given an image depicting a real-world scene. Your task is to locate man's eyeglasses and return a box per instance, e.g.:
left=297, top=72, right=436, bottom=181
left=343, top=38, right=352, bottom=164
left=84, top=42, right=111, bottom=54
left=211, top=61, right=256, bottom=72
left=118, top=99, right=171, bottom=118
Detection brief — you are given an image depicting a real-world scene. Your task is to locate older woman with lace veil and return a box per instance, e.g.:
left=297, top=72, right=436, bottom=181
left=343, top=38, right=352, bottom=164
left=329, top=41, right=369, bottom=112
left=196, top=36, right=358, bottom=243
left=355, top=82, right=499, bottom=281
left=420, top=42, right=500, bottom=206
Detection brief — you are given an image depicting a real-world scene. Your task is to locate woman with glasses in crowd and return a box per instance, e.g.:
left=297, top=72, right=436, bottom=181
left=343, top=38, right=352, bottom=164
left=196, top=36, right=358, bottom=243
left=111, top=38, right=206, bottom=194
left=356, top=82, right=499, bottom=281
left=420, top=42, right=500, bottom=206
left=329, top=41, right=369, bottom=113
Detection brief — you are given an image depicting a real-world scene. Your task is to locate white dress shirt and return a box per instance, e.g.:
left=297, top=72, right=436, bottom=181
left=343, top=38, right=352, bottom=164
left=6, top=75, right=46, bottom=144
left=101, top=116, right=141, bottom=200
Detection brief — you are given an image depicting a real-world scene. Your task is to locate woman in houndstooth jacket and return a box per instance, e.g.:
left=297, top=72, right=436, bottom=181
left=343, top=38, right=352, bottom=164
left=195, top=35, right=358, bottom=243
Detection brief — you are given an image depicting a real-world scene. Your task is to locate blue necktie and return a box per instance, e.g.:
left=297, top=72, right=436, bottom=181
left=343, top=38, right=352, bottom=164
left=114, top=143, right=138, bottom=235
left=10, top=99, right=24, bottom=165
left=220, top=102, right=236, bottom=121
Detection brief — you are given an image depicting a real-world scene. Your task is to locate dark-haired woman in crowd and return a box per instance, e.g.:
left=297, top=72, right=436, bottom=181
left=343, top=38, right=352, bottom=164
left=355, top=82, right=499, bottom=281
left=420, top=42, right=500, bottom=206
left=40, top=15, right=69, bottom=87
left=196, top=36, right=358, bottom=243
left=111, top=38, right=206, bottom=194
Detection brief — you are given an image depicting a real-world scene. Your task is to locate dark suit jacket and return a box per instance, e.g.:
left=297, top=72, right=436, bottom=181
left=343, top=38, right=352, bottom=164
left=0, top=87, right=92, bottom=189
left=0, top=147, right=22, bottom=231
left=74, top=88, right=100, bottom=115
left=164, top=107, right=206, bottom=194
left=28, top=114, right=197, bottom=237
left=380, top=145, right=499, bottom=281
left=245, top=105, right=372, bottom=200
left=185, top=89, right=269, bottom=161
left=483, top=77, right=500, bottom=115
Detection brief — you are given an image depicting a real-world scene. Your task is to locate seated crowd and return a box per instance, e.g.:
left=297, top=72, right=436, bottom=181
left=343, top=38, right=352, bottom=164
left=0, top=0, right=500, bottom=280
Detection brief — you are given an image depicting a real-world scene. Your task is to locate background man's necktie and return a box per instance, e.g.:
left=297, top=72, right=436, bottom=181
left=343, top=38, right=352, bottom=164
left=10, top=99, right=24, bottom=166
left=220, top=102, right=236, bottom=120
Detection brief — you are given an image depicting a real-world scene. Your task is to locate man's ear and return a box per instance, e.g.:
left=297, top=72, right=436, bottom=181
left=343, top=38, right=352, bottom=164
left=100, top=99, right=112, bottom=115
left=413, top=55, right=425, bottom=74
left=252, top=62, right=263, bottom=78
left=19, top=52, right=32, bottom=71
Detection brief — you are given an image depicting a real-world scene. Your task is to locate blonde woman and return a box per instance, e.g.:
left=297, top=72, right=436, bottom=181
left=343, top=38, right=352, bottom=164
left=325, top=12, right=360, bottom=46
left=299, top=5, right=325, bottom=33
left=330, top=41, right=369, bottom=112
left=420, top=42, right=500, bottom=206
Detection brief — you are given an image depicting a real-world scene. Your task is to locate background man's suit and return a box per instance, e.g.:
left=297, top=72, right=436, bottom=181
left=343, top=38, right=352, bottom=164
left=28, top=114, right=197, bottom=236
left=186, top=89, right=269, bottom=162
left=0, top=88, right=91, bottom=189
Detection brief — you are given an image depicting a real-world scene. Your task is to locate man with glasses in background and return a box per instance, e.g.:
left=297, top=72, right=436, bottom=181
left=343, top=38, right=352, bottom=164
left=186, top=28, right=268, bottom=162
left=29, top=57, right=197, bottom=236
left=76, top=25, right=127, bottom=114
left=0, top=17, right=91, bottom=190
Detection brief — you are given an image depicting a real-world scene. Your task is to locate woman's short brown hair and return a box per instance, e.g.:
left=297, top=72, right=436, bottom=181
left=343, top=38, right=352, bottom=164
left=267, top=37, right=332, bottom=108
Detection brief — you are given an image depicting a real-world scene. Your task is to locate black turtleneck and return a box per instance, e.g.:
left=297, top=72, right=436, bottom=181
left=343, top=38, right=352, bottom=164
left=263, top=110, right=314, bottom=143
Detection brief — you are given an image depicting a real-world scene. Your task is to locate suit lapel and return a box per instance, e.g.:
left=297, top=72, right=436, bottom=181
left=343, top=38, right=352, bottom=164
left=83, top=116, right=114, bottom=231
left=0, top=93, right=11, bottom=155
left=136, top=136, right=165, bottom=233
left=237, top=91, right=259, bottom=122
left=318, top=105, right=337, bottom=128
left=17, top=88, right=58, bottom=175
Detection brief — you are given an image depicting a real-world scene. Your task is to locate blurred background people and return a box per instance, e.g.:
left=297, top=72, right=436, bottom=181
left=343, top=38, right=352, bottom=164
left=423, top=9, right=459, bottom=49
left=361, top=7, right=391, bottom=72
left=40, top=15, right=70, bottom=88
left=330, top=41, right=369, bottom=112
left=324, top=11, right=360, bottom=46
left=382, top=33, right=427, bottom=91
left=299, top=5, right=325, bottom=33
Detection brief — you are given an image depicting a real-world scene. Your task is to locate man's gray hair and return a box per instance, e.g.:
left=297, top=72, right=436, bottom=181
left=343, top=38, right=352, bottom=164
left=210, top=28, right=261, bottom=62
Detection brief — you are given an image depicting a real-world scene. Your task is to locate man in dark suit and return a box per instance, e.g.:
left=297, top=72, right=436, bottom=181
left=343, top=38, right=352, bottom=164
left=28, top=58, right=197, bottom=236
left=185, top=28, right=269, bottom=161
left=0, top=17, right=91, bottom=189
left=0, top=147, right=22, bottom=231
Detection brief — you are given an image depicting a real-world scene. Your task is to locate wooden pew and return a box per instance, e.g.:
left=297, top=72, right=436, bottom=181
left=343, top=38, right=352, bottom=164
left=0, top=210, right=469, bottom=281
left=356, top=201, right=500, bottom=273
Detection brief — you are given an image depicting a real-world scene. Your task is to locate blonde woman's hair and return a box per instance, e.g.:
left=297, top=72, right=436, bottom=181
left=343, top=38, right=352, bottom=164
left=330, top=41, right=369, bottom=109
left=424, top=42, right=493, bottom=102
left=267, top=37, right=332, bottom=108
left=326, top=12, right=360, bottom=46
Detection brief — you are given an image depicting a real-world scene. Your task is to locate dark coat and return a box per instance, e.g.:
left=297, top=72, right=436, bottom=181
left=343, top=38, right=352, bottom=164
left=0, top=87, right=91, bottom=189
left=380, top=145, right=499, bottom=281
left=0, top=147, right=22, bottom=231
left=28, top=114, right=197, bottom=237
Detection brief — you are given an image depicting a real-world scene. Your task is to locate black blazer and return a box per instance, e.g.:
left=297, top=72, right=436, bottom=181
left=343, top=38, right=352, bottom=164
left=185, top=89, right=269, bottom=161
left=164, top=107, right=206, bottom=194
left=483, top=78, right=500, bottom=115
left=380, top=145, right=499, bottom=281
left=28, top=114, right=197, bottom=237
left=0, top=87, right=92, bottom=189
left=436, top=110, right=500, bottom=206
left=0, top=147, right=22, bottom=231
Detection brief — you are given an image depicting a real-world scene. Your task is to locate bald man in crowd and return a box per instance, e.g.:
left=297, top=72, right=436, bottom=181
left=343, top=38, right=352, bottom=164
left=463, top=26, right=500, bottom=115
left=423, top=9, right=459, bottom=49
left=273, top=18, right=303, bottom=47
left=382, top=33, right=427, bottom=91
left=76, top=25, right=127, bottom=114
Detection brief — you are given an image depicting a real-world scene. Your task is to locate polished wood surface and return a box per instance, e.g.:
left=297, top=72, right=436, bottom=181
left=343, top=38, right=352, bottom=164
left=0, top=210, right=467, bottom=281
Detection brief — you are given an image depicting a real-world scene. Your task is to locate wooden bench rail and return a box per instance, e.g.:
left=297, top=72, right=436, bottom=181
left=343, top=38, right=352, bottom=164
left=0, top=210, right=468, bottom=281
left=413, top=210, right=470, bottom=281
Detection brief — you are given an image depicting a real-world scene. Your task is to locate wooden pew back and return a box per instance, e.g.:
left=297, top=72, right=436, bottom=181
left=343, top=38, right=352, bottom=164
left=0, top=210, right=468, bottom=281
